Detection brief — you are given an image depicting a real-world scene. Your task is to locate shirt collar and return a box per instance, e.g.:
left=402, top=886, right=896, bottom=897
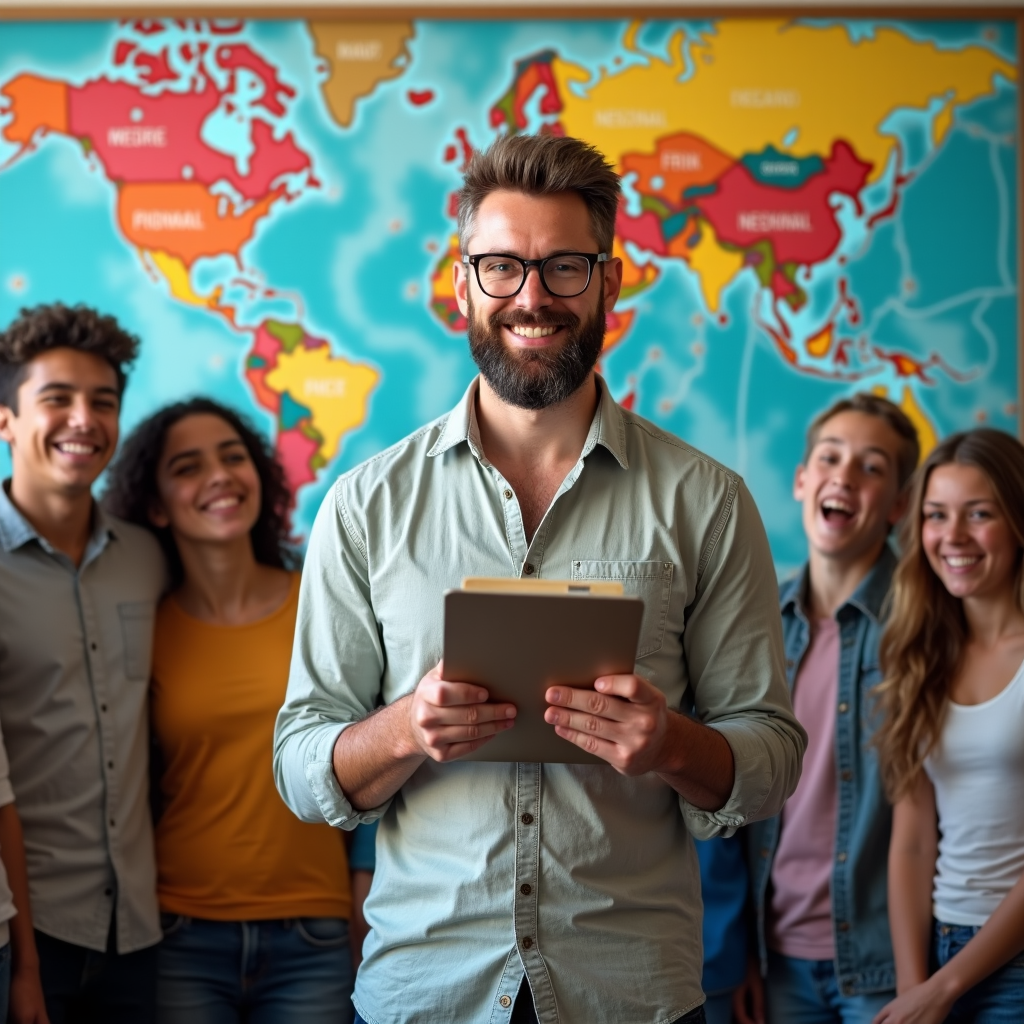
left=0, top=478, right=116, bottom=558
left=427, top=373, right=629, bottom=470
left=781, top=542, right=897, bottom=623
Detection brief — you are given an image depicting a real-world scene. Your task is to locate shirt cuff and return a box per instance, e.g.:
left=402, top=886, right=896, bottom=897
left=302, top=722, right=393, bottom=830
left=679, top=723, right=773, bottom=840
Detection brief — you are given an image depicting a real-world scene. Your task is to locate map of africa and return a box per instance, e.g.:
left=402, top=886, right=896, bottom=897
left=0, top=17, right=1017, bottom=572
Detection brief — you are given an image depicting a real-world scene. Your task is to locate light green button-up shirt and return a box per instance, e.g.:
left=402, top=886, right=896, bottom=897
left=274, top=377, right=804, bottom=1024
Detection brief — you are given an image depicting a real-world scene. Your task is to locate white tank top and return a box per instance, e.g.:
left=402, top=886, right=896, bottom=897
left=924, top=657, right=1024, bottom=926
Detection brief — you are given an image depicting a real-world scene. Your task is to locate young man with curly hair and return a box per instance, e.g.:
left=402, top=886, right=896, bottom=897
left=0, top=304, right=165, bottom=1023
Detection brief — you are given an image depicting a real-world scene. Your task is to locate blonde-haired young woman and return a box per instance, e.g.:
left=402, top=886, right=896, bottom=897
left=872, top=428, right=1024, bottom=1024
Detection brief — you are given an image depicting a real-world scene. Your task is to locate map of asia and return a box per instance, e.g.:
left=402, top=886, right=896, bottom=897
left=0, top=17, right=1017, bottom=571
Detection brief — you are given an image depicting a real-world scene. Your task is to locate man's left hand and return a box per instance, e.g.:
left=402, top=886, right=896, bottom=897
left=544, top=674, right=677, bottom=776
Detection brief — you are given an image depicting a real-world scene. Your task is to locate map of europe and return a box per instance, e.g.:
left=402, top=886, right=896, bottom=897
left=0, top=17, right=1017, bottom=571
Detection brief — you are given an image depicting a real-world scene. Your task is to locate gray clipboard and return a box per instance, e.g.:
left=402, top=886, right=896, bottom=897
left=442, top=585, right=644, bottom=764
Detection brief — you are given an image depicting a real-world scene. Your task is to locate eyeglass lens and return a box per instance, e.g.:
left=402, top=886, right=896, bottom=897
left=476, top=254, right=593, bottom=298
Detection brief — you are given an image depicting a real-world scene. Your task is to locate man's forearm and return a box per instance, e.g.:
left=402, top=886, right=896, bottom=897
left=655, top=713, right=735, bottom=811
left=333, top=695, right=427, bottom=811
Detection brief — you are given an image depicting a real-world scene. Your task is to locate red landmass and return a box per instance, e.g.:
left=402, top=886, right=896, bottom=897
left=276, top=427, right=319, bottom=494
left=1, top=74, right=68, bottom=145
left=619, top=391, right=636, bottom=411
left=114, top=42, right=137, bottom=65
left=135, top=48, right=177, bottom=85
left=771, top=270, right=798, bottom=299
left=215, top=44, right=295, bottom=117
left=244, top=323, right=284, bottom=411
left=67, top=78, right=310, bottom=200
left=621, top=132, right=735, bottom=213
left=616, top=207, right=667, bottom=256
left=490, top=53, right=561, bottom=132
left=696, top=140, right=872, bottom=266
left=408, top=89, right=435, bottom=106
left=443, top=144, right=457, bottom=162
left=453, top=127, right=473, bottom=170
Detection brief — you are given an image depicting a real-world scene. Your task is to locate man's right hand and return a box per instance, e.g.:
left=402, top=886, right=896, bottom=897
left=733, top=955, right=765, bottom=1024
left=408, top=662, right=517, bottom=762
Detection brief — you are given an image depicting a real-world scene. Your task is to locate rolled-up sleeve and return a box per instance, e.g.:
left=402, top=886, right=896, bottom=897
left=680, top=478, right=806, bottom=839
left=273, top=480, right=392, bottom=830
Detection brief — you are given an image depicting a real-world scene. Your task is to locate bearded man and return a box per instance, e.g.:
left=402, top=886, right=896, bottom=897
left=274, top=134, right=805, bottom=1024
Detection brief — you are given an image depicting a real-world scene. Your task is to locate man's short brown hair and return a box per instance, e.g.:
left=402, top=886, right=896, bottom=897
left=457, top=134, right=621, bottom=253
left=803, top=392, right=921, bottom=489
left=0, top=303, right=139, bottom=411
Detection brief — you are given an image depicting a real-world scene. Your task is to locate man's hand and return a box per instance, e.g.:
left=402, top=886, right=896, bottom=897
left=409, top=662, right=517, bottom=762
left=733, top=955, right=765, bottom=1024
left=543, top=674, right=672, bottom=775
left=9, top=965, right=50, bottom=1024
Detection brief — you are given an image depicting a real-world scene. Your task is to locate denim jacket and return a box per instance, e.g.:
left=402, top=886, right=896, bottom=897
left=746, top=544, right=896, bottom=996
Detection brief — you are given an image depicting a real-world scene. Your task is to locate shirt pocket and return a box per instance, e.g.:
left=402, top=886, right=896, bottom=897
left=118, top=601, right=155, bottom=682
left=571, top=559, right=674, bottom=659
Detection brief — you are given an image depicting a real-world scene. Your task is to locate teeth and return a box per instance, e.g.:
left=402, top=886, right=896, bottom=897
left=945, top=556, right=981, bottom=567
left=57, top=442, right=97, bottom=455
left=822, top=499, right=853, bottom=513
left=510, top=325, right=558, bottom=339
left=206, top=496, right=242, bottom=510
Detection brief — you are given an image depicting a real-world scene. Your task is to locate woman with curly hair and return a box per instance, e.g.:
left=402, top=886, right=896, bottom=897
left=872, top=429, right=1024, bottom=1024
left=104, top=398, right=358, bottom=1023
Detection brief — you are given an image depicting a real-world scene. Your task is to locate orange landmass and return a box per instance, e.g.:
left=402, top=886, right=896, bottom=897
left=118, top=182, right=282, bottom=267
left=1, top=74, right=69, bottom=145
left=806, top=324, right=833, bottom=358
left=620, top=132, right=734, bottom=212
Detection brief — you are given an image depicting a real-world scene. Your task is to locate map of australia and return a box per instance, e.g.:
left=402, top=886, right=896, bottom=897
left=0, top=18, right=1016, bottom=565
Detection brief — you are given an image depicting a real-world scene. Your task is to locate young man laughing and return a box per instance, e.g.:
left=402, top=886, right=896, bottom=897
left=0, top=304, right=165, bottom=1023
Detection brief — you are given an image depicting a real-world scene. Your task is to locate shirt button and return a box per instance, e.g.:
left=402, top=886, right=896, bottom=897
left=109, top=818, right=115, bottom=827
left=499, top=995, right=512, bottom=1008
left=786, top=659, right=794, bottom=669
left=100, top=704, right=108, bottom=713
left=838, top=921, right=850, bottom=932
left=522, top=936, right=533, bottom=949
left=841, top=770, right=853, bottom=782
left=838, top=702, right=849, bottom=714
left=523, top=563, right=535, bottom=576
left=837, top=851, right=847, bottom=863
left=503, top=489, right=513, bottom=500
left=104, top=887, right=113, bottom=897
left=520, top=883, right=532, bottom=896
left=107, top=761, right=114, bottom=769
left=90, top=643, right=97, bottom=652
left=521, top=813, right=534, bottom=825
left=760, top=847, right=770, bottom=859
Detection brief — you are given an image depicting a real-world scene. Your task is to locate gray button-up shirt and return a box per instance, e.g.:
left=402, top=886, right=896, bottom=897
left=0, top=481, right=164, bottom=953
left=275, top=377, right=804, bottom=1024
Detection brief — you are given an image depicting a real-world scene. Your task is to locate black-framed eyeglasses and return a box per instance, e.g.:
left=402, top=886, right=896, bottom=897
left=463, top=251, right=609, bottom=299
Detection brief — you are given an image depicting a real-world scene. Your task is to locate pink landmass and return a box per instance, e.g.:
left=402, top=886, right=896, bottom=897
left=276, top=427, right=319, bottom=493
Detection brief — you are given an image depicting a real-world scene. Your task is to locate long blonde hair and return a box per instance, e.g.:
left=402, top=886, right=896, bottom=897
left=875, top=428, right=1024, bottom=802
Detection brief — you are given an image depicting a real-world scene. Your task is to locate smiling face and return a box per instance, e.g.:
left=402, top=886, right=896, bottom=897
left=795, top=409, right=908, bottom=566
left=454, top=189, right=623, bottom=409
left=0, top=347, right=120, bottom=497
left=150, top=413, right=261, bottom=547
left=922, top=462, right=1021, bottom=602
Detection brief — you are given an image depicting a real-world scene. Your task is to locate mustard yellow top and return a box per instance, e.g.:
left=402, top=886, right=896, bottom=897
left=152, top=572, right=351, bottom=920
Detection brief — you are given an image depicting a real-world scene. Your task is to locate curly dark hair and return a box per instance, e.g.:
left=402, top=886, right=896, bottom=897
left=0, top=303, right=140, bottom=410
left=102, top=398, right=297, bottom=587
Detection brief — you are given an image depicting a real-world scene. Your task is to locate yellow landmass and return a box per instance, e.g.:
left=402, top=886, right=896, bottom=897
left=553, top=20, right=1013, bottom=180
left=616, top=238, right=659, bottom=297
left=433, top=234, right=460, bottom=300
left=873, top=384, right=938, bottom=462
left=932, top=102, right=954, bottom=146
left=806, top=325, right=832, bottom=358
left=265, top=344, right=379, bottom=462
left=687, top=220, right=745, bottom=313
left=309, top=21, right=414, bottom=128
left=147, top=250, right=222, bottom=310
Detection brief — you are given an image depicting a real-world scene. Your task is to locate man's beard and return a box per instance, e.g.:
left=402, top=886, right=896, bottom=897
left=467, top=290, right=606, bottom=411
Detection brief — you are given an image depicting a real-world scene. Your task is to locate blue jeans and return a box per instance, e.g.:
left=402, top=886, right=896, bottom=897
left=766, top=951, right=892, bottom=1024
left=702, top=989, right=734, bottom=1024
left=355, top=1005, right=707, bottom=1023
left=934, top=920, right=1024, bottom=1023
left=157, top=915, right=354, bottom=1024
left=0, top=941, right=10, bottom=1022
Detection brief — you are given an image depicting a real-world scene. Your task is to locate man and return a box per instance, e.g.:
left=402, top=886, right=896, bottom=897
left=274, top=134, right=805, bottom=1024
left=735, top=394, right=920, bottom=1024
left=0, top=304, right=165, bottom=1022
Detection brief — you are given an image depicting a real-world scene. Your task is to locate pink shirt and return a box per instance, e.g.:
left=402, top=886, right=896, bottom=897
left=768, top=616, right=839, bottom=960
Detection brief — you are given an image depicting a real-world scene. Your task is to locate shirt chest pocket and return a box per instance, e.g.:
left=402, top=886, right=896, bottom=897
left=118, top=601, right=156, bottom=682
left=571, top=559, right=674, bottom=659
